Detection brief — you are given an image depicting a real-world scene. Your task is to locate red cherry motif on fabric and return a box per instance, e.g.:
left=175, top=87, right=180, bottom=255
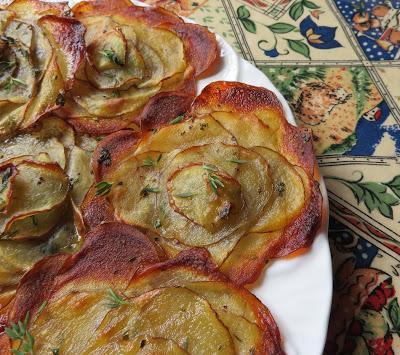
left=367, top=335, right=394, bottom=355
left=364, top=280, right=395, bottom=312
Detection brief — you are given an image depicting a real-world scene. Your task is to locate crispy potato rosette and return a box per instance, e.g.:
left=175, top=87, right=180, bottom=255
left=83, top=81, right=323, bottom=285
left=0, top=117, right=96, bottom=312
left=0, top=222, right=283, bottom=354
left=58, top=0, right=218, bottom=135
left=0, top=0, right=85, bottom=138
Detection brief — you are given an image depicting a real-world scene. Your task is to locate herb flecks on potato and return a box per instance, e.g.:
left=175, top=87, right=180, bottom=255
left=84, top=81, right=323, bottom=285
left=0, top=0, right=85, bottom=138
left=0, top=223, right=283, bottom=354
left=59, top=0, right=218, bottom=135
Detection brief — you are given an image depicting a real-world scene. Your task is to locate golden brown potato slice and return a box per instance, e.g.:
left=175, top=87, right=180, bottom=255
left=1, top=236, right=283, bottom=354
left=0, top=159, right=69, bottom=239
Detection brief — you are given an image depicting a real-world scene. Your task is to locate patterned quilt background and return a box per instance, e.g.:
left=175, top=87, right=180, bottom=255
left=142, top=0, right=400, bottom=353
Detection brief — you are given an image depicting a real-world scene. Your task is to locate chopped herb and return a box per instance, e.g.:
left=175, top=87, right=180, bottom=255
left=228, top=158, right=247, bottom=164
left=208, top=174, right=224, bottom=194
left=140, top=339, right=146, bottom=348
left=154, top=219, right=161, bottom=229
left=105, top=288, right=129, bottom=309
left=56, top=93, right=65, bottom=106
left=31, top=215, right=38, bottom=226
left=4, top=311, right=34, bottom=355
left=203, top=164, right=218, bottom=172
left=0, top=60, right=15, bottom=71
left=95, top=181, right=113, bottom=196
left=52, top=349, right=59, bottom=355
left=175, top=192, right=195, bottom=198
left=141, top=157, right=155, bottom=167
left=276, top=182, right=285, bottom=196
left=169, top=114, right=184, bottom=125
left=0, top=167, right=12, bottom=193
left=0, top=35, right=15, bottom=44
left=234, top=334, right=242, bottom=342
left=34, top=302, right=47, bottom=321
left=156, top=154, right=162, bottom=163
left=3, top=77, right=26, bottom=91
left=98, top=148, right=111, bottom=166
left=99, top=49, right=124, bottom=66
left=111, top=90, right=120, bottom=98
left=140, top=186, right=160, bottom=196
left=199, top=122, right=208, bottom=130
left=182, top=338, right=189, bottom=350
left=1, top=229, right=18, bottom=239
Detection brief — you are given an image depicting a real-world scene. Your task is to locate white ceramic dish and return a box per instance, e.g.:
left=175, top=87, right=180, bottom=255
left=65, top=1, right=332, bottom=353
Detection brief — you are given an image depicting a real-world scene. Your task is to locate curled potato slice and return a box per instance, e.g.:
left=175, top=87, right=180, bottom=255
left=0, top=158, right=69, bottom=240
left=1, top=226, right=283, bottom=354
left=87, top=82, right=322, bottom=285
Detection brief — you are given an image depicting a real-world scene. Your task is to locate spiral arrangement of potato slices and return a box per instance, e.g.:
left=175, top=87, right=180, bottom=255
left=85, top=81, right=322, bottom=285
left=58, top=0, right=218, bottom=135
left=0, top=0, right=85, bottom=138
left=0, top=223, right=283, bottom=354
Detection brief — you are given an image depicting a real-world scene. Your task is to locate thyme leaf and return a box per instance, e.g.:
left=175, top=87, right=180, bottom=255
left=0, top=60, right=15, bottom=71
left=169, top=114, right=184, bottom=125
left=202, top=164, right=218, bottom=172
left=140, top=185, right=160, bottom=196
left=3, top=77, right=26, bottom=91
left=175, top=192, right=196, bottom=198
left=99, top=49, right=124, bottom=66
left=105, top=288, right=129, bottom=309
left=208, top=174, right=224, bottom=194
left=95, top=181, right=113, bottom=196
left=228, top=158, right=247, bottom=164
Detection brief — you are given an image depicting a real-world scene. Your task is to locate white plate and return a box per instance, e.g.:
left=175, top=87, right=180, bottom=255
left=66, top=1, right=332, bottom=353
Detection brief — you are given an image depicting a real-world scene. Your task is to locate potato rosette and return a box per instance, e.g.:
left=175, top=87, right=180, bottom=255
left=58, top=0, right=218, bottom=135
left=0, top=0, right=85, bottom=138
left=0, top=222, right=283, bottom=354
left=83, top=81, right=323, bottom=285
left=0, top=117, right=95, bottom=313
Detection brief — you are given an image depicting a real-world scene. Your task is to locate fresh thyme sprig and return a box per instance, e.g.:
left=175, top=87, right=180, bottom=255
left=99, top=49, right=124, bottom=66
left=4, top=311, right=34, bottom=355
left=105, top=288, right=129, bottom=309
left=0, top=60, right=15, bottom=71
left=208, top=174, right=224, bottom=194
left=95, top=181, right=113, bottom=196
left=169, top=114, right=184, bottom=125
left=203, top=164, right=218, bottom=172
left=140, top=154, right=162, bottom=168
left=3, top=76, right=26, bottom=91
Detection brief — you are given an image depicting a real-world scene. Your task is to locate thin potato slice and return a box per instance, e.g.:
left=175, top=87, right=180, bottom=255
left=251, top=146, right=305, bottom=232
left=0, top=159, right=69, bottom=239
